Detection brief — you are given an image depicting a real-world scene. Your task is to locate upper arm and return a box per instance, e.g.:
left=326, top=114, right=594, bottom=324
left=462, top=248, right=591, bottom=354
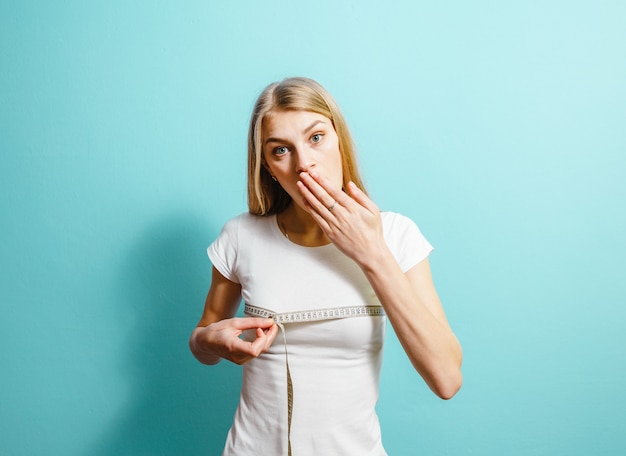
left=196, top=266, right=242, bottom=327
left=405, top=258, right=451, bottom=327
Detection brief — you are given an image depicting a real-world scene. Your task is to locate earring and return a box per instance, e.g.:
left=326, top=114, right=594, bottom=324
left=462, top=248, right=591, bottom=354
left=271, top=175, right=277, bottom=181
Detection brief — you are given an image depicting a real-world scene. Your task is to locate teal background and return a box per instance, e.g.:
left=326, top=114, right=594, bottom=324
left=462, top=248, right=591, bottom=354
left=1, top=1, right=625, bottom=455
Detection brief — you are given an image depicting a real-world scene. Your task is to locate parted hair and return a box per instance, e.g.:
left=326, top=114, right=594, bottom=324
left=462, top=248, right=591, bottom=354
left=247, top=77, right=367, bottom=215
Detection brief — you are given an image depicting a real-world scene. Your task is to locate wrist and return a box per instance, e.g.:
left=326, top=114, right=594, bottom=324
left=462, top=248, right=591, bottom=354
left=357, top=243, right=395, bottom=274
left=190, top=326, right=221, bottom=365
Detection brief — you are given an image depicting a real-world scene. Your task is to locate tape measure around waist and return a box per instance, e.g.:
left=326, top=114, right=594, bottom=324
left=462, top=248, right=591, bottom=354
left=244, top=303, right=386, bottom=323
left=243, top=303, right=386, bottom=456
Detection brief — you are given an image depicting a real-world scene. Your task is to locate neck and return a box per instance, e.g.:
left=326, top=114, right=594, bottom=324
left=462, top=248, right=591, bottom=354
left=278, top=204, right=330, bottom=247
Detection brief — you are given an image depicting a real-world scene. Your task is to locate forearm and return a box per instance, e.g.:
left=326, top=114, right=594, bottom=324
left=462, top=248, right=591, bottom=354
left=360, top=249, right=463, bottom=399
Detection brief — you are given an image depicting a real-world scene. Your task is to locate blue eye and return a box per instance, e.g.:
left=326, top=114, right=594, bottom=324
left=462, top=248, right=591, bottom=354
left=274, top=146, right=288, bottom=156
left=311, top=134, right=323, bottom=143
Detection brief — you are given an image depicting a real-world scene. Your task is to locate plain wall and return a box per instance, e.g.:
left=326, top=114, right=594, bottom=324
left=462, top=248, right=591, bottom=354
left=1, top=1, right=625, bottom=455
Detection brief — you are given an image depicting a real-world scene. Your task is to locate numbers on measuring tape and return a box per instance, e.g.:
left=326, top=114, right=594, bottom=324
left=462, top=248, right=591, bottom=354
left=244, top=303, right=386, bottom=323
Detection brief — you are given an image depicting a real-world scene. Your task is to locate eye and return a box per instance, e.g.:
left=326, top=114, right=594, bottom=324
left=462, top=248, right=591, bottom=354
left=273, top=146, right=289, bottom=156
left=311, top=133, right=323, bottom=143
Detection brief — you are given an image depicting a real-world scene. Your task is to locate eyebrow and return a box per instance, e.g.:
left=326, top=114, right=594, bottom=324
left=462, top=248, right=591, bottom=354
left=264, top=119, right=327, bottom=145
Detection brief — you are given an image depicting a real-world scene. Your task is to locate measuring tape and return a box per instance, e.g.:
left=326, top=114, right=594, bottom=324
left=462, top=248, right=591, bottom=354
left=244, top=303, right=386, bottom=323
left=244, top=303, right=386, bottom=456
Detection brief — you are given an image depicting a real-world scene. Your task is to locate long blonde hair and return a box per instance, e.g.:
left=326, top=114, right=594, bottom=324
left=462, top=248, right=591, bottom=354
left=247, top=77, right=367, bottom=215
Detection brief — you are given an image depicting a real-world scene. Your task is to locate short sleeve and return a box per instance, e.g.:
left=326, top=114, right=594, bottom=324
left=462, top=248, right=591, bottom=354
left=382, top=212, right=434, bottom=272
left=207, top=216, right=241, bottom=284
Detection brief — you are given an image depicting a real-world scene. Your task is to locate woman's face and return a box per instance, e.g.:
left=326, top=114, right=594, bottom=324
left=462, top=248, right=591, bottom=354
left=262, top=110, right=343, bottom=210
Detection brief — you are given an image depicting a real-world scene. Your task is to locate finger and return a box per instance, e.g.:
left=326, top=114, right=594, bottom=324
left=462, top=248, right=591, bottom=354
left=251, top=324, right=279, bottom=354
left=232, top=316, right=275, bottom=331
left=229, top=336, right=264, bottom=357
left=299, top=194, right=333, bottom=234
left=298, top=172, right=344, bottom=211
left=237, top=327, right=274, bottom=356
left=298, top=181, right=346, bottom=225
left=248, top=326, right=276, bottom=355
left=297, top=180, right=334, bottom=221
left=263, top=324, right=279, bottom=350
left=347, top=181, right=379, bottom=213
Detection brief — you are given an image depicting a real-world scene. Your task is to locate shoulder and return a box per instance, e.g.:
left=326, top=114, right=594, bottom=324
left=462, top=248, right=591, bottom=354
left=381, top=211, right=412, bottom=224
left=380, top=211, right=434, bottom=271
left=217, top=212, right=276, bottom=244
left=221, top=212, right=270, bottom=231
left=381, top=211, right=421, bottom=234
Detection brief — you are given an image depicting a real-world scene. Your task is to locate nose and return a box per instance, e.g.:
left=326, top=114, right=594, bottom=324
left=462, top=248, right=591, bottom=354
left=294, top=147, right=315, bottom=173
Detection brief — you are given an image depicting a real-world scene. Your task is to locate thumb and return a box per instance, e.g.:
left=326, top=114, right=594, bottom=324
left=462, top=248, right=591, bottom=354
left=348, top=181, right=379, bottom=213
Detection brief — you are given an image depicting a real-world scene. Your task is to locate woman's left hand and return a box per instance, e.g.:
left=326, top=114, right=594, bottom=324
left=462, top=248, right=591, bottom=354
left=297, top=171, right=388, bottom=267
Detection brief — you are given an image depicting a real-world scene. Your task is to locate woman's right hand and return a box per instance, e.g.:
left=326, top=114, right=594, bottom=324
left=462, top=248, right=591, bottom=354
left=191, top=317, right=278, bottom=365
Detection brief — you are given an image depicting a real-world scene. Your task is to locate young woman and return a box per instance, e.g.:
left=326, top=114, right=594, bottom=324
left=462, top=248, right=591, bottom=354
left=189, top=77, right=462, bottom=456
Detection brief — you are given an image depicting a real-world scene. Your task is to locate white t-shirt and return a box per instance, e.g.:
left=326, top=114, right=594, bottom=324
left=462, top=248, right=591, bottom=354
left=208, top=212, right=433, bottom=456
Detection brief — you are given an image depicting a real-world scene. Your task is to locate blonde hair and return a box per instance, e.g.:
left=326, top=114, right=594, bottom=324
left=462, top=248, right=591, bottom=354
left=247, top=77, right=367, bottom=215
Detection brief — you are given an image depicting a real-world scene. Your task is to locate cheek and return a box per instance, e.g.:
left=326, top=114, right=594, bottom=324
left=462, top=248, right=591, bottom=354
left=333, top=142, right=344, bottom=175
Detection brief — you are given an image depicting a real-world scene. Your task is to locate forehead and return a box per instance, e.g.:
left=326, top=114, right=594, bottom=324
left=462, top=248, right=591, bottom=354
left=262, top=110, right=332, bottom=137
